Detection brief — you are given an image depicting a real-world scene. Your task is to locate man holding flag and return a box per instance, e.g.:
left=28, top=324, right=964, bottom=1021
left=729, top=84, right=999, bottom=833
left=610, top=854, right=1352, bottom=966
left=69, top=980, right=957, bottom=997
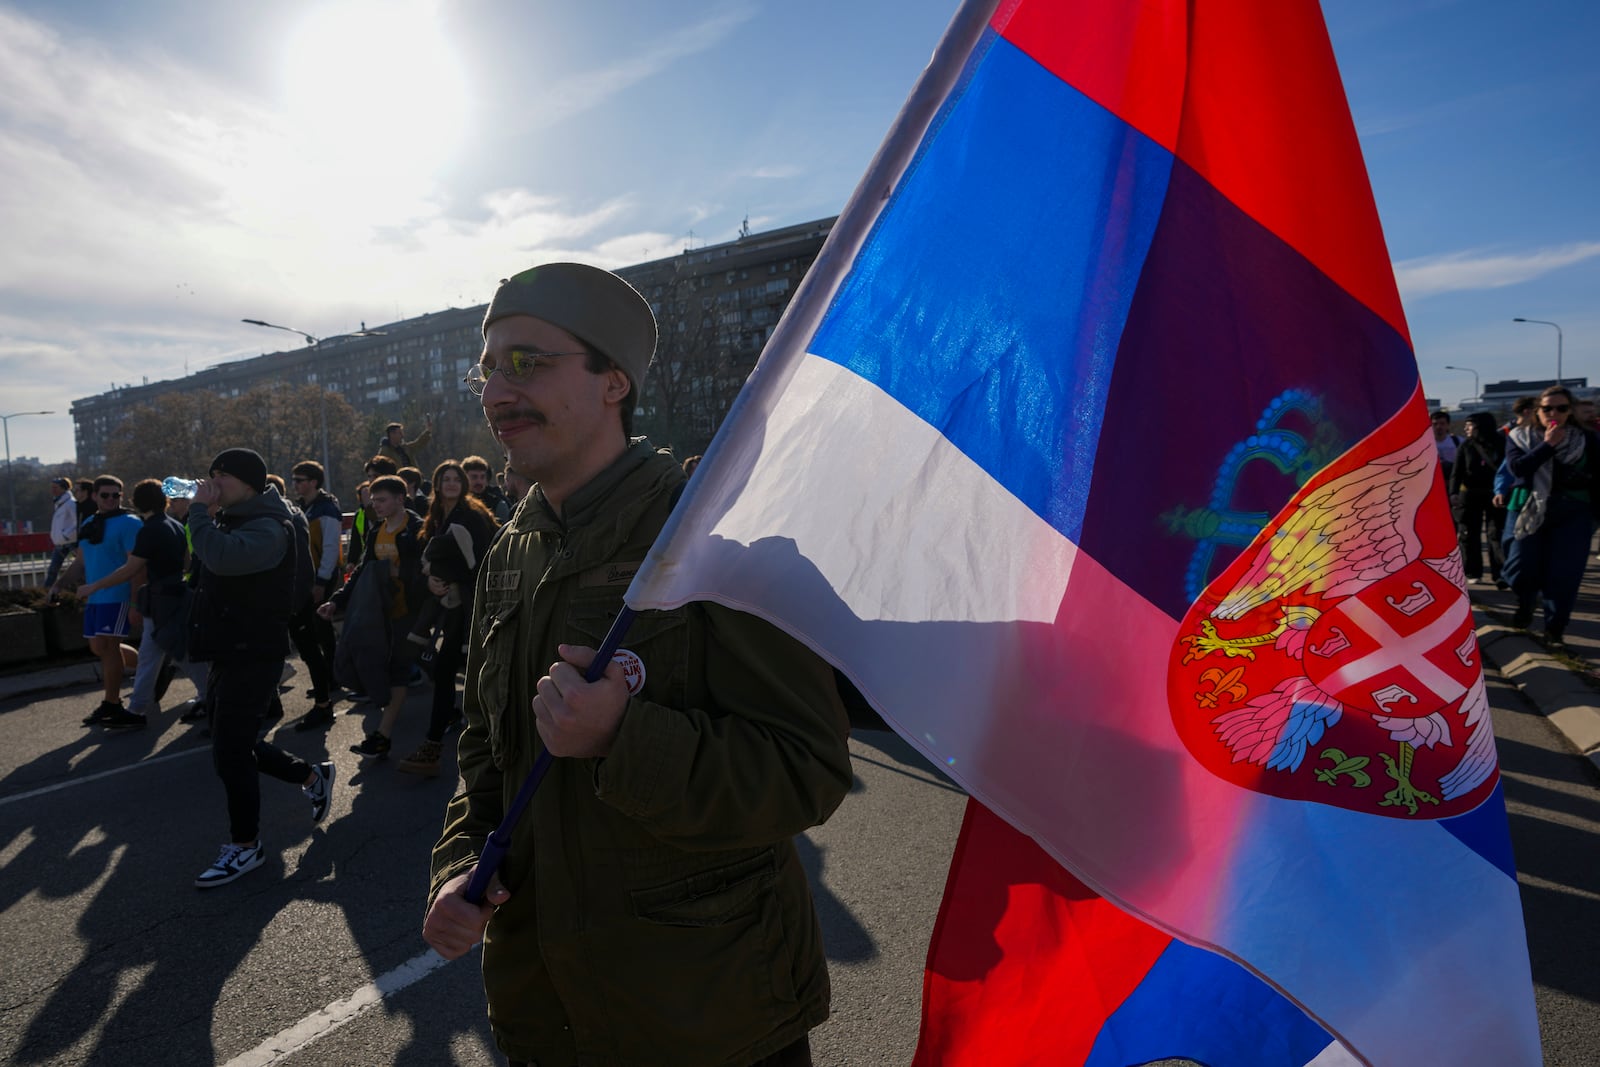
left=615, top=1, right=1543, bottom=1064
left=422, top=263, right=852, bottom=1067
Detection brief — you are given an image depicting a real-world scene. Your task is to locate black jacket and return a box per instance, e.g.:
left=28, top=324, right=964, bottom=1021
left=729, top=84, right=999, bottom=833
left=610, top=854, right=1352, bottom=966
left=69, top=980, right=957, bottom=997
left=1450, top=435, right=1505, bottom=497
left=333, top=509, right=426, bottom=618
left=186, top=488, right=298, bottom=662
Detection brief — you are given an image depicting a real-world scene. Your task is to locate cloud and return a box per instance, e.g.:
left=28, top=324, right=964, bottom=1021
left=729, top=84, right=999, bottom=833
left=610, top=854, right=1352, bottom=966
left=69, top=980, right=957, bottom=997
left=0, top=4, right=724, bottom=462
left=1393, top=242, right=1600, bottom=300
left=530, top=7, right=757, bottom=128
left=739, top=164, right=802, bottom=180
left=0, top=8, right=669, bottom=390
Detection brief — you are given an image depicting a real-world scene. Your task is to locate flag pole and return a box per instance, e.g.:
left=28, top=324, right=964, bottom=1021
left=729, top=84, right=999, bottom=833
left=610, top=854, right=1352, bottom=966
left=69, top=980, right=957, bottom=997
left=463, top=606, right=637, bottom=904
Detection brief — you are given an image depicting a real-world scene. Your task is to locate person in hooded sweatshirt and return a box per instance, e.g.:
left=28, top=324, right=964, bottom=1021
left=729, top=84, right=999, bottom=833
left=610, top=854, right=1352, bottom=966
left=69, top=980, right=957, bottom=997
left=185, top=448, right=336, bottom=889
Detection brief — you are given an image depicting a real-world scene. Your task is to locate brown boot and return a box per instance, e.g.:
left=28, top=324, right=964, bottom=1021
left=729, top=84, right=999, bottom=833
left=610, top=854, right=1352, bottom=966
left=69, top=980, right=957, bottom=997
left=397, top=739, right=442, bottom=777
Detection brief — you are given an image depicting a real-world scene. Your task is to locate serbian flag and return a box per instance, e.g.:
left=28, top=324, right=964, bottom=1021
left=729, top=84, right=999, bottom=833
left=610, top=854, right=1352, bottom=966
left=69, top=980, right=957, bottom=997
left=625, top=0, right=1541, bottom=1063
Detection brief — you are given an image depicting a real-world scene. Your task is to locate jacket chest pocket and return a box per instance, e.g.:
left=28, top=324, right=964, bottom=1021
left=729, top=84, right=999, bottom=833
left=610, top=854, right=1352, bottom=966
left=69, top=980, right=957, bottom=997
left=566, top=601, right=690, bottom=709
left=476, top=599, right=522, bottom=767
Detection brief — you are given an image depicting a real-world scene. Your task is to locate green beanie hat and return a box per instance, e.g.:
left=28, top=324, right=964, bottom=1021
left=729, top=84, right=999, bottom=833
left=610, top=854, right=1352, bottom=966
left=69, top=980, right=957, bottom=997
left=482, top=263, right=657, bottom=389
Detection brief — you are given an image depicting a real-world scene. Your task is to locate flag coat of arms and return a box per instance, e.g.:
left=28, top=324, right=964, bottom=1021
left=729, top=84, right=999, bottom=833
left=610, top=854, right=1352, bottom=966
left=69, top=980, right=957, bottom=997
left=624, top=0, right=1542, bottom=1063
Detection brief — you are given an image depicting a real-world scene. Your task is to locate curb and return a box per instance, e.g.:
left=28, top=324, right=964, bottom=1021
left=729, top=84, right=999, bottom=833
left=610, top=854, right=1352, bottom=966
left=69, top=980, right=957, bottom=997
left=0, top=662, right=101, bottom=704
left=1475, top=615, right=1600, bottom=775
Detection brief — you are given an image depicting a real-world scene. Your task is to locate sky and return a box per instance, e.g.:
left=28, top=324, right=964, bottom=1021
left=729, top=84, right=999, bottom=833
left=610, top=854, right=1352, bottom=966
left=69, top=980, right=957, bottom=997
left=0, top=0, right=1595, bottom=464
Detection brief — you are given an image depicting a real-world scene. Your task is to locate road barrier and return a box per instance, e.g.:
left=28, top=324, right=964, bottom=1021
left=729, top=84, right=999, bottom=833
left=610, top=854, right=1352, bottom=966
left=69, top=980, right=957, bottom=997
left=0, top=534, right=53, bottom=592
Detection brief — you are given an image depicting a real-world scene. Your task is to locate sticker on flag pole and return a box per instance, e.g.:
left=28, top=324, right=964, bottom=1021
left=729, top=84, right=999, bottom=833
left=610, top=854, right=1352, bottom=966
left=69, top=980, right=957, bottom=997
left=612, top=649, right=646, bottom=695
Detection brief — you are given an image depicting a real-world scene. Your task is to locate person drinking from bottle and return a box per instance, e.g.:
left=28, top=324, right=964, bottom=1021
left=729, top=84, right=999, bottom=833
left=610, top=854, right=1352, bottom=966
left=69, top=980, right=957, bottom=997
left=186, top=448, right=335, bottom=888
left=421, top=263, right=851, bottom=1067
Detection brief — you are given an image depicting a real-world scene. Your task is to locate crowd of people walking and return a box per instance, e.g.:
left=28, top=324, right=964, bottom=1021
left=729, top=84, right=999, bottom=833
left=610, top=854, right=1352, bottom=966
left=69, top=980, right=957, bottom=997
left=41, top=431, right=525, bottom=887
left=1440, top=386, right=1600, bottom=648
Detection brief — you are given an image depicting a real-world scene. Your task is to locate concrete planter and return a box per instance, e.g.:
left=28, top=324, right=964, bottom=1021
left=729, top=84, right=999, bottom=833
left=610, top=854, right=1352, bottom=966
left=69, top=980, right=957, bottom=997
left=41, top=605, right=89, bottom=655
left=0, top=610, right=47, bottom=665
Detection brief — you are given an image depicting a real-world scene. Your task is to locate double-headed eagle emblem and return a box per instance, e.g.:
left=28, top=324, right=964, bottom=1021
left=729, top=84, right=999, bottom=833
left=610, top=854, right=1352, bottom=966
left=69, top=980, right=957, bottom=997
left=1169, top=429, right=1499, bottom=818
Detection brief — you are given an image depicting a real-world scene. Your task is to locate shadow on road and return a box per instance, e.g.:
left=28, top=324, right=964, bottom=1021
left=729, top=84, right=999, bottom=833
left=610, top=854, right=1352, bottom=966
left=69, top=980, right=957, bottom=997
left=1496, top=727, right=1600, bottom=1010
left=0, top=672, right=494, bottom=1066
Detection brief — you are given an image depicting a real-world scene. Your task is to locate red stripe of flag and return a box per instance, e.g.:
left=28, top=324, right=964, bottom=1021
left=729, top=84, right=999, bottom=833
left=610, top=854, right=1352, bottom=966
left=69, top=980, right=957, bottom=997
left=914, top=800, right=1173, bottom=1066
left=993, top=0, right=1408, bottom=345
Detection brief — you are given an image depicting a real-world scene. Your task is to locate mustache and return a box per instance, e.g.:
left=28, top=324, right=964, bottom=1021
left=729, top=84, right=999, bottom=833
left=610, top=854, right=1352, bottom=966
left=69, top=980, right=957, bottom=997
left=492, top=408, right=546, bottom=431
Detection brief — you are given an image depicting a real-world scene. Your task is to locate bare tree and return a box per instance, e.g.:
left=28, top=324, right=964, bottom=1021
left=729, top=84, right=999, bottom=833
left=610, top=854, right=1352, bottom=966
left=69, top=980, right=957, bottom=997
left=104, top=385, right=370, bottom=497
left=104, top=392, right=230, bottom=485
left=637, top=264, right=751, bottom=457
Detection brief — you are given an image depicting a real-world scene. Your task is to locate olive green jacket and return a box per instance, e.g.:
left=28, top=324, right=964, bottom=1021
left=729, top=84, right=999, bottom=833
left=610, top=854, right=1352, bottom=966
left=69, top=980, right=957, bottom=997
left=430, top=442, right=852, bottom=1067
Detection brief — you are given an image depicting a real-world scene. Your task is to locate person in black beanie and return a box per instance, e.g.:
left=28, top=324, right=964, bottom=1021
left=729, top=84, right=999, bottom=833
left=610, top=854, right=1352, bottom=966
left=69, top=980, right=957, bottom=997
left=186, top=448, right=335, bottom=888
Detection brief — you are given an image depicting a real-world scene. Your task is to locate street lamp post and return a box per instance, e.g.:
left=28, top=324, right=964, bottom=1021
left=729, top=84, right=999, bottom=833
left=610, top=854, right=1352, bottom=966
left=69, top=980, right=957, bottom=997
left=2, top=410, right=55, bottom=533
left=1513, top=318, right=1564, bottom=386
left=241, top=319, right=387, bottom=492
left=1443, top=364, right=1480, bottom=404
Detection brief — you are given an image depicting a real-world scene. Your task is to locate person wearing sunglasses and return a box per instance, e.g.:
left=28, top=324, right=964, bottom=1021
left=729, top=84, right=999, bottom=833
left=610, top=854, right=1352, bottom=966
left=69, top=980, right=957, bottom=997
left=1503, top=385, right=1600, bottom=646
left=75, top=475, right=144, bottom=727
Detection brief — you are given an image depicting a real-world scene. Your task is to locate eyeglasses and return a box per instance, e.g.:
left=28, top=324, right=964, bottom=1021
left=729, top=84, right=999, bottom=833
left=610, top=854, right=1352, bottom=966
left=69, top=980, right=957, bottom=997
left=463, top=349, right=588, bottom=396
left=1541, top=404, right=1571, bottom=413
left=97, top=491, right=122, bottom=500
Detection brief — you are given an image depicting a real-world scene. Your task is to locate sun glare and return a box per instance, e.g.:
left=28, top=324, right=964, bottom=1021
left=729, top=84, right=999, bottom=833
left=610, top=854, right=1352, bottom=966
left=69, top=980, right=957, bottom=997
left=280, top=1, right=467, bottom=194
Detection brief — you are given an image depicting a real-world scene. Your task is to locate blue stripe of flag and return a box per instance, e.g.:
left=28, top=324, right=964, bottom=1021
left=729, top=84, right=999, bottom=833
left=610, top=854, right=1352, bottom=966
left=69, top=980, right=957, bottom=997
left=808, top=29, right=1172, bottom=543
left=1441, top=780, right=1517, bottom=880
left=1083, top=940, right=1335, bottom=1067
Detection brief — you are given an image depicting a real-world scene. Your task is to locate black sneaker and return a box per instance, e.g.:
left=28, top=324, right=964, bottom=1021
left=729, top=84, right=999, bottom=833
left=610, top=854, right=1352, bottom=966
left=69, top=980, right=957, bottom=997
left=293, top=703, right=336, bottom=732
left=351, top=731, right=391, bottom=758
left=194, top=841, right=265, bottom=889
left=178, top=699, right=209, bottom=724
left=303, top=761, right=336, bottom=823
left=1546, top=626, right=1566, bottom=650
left=82, top=701, right=122, bottom=726
left=103, top=707, right=148, bottom=730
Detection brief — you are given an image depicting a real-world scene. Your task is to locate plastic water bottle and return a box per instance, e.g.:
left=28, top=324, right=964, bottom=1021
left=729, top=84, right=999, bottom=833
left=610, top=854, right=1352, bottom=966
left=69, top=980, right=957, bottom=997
left=162, top=476, right=199, bottom=499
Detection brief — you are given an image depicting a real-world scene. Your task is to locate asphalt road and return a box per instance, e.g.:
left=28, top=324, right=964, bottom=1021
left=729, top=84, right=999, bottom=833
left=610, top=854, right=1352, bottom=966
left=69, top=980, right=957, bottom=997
left=0, top=662, right=1594, bottom=1066
left=0, top=672, right=967, bottom=1066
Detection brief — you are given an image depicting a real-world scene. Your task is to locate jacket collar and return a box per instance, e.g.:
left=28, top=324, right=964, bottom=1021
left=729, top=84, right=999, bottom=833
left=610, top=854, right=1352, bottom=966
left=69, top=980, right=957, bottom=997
left=526, top=439, right=666, bottom=535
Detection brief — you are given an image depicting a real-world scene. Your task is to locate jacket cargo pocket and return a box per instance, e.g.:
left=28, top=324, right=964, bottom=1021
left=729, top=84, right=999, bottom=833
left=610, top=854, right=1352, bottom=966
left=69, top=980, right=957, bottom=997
left=568, top=602, right=689, bottom=708
left=572, top=849, right=796, bottom=1058
left=629, top=849, right=776, bottom=927
left=477, top=599, right=521, bottom=767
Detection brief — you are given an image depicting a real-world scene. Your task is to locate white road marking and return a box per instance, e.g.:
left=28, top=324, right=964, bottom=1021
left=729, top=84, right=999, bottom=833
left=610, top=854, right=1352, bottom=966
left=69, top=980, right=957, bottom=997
left=221, top=950, right=458, bottom=1067
left=0, top=745, right=210, bottom=809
